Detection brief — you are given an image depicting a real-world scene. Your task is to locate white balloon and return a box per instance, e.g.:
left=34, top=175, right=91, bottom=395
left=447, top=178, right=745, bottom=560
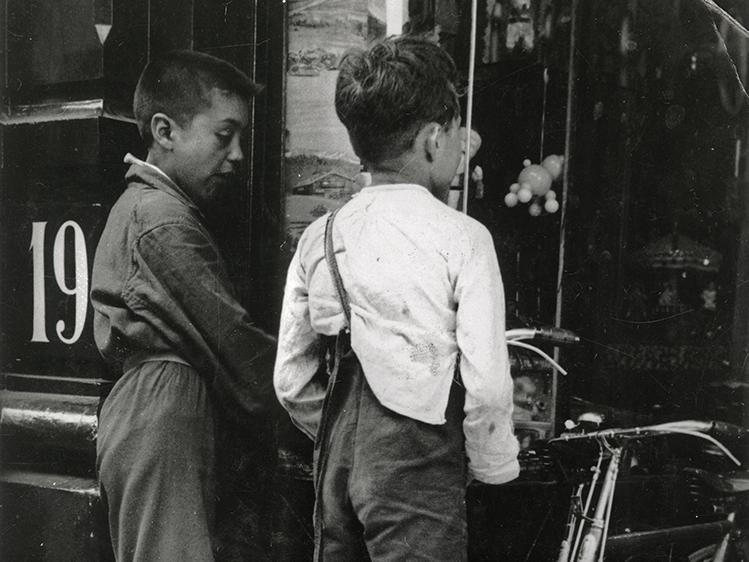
left=544, top=199, right=560, bottom=213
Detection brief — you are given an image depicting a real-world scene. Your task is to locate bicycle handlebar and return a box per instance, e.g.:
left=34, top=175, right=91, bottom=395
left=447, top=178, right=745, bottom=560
left=507, top=327, right=581, bottom=345
left=551, top=420, right=745, bottom=442
left=657, top=420, right=747, bottom=440
left=505, top=327, right=580, bottom=375
left=550, top=420, right=744, bottom=466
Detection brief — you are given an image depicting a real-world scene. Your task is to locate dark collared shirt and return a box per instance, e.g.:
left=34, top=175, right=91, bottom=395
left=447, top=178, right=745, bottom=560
left=91, top=155, right=276, bottom=417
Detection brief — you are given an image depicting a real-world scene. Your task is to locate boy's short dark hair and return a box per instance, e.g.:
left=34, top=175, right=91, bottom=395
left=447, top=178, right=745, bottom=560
left=134, top=50, right=262, bottom=148
left=335, top=36, right=460, bottom=164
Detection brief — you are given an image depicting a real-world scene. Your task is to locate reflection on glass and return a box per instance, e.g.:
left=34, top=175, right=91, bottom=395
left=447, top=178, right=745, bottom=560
left=284, top=0, right=372, bottom=252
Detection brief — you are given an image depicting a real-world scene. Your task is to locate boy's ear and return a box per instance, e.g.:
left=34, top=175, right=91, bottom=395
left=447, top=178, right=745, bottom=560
left=151, top=113, right=177, bottom=150
left=423, top=123, right=442, bottom=163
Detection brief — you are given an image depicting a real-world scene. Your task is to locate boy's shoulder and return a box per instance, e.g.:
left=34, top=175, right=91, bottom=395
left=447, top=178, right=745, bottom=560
left=109, top=175, right=201, bottom=236
left=441, top=199, right=491, bottom=232
left=424, top=197, right=494, bottom=249
left=295, top=211, right=329, bottom=255
left=296, top=194, right=492, bottom=258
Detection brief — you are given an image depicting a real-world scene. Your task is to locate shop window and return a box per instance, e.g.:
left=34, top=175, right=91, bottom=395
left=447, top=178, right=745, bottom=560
left=281, top=0, right=749, bottom=428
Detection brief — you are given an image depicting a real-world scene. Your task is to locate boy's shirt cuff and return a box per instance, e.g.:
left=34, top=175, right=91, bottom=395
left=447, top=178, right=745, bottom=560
left=466, top=440, right=521, bottom=485
left=469, top=459, right=520, bottom=485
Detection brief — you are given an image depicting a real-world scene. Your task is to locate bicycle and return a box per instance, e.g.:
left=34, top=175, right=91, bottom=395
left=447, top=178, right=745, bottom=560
left=505, top=328, right=749, bottom=562
left=550, top=421, right=747, bottom=561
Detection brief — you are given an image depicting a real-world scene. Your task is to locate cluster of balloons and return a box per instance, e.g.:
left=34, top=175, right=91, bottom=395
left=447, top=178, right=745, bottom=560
left=505, top=154, right=564, bottom=216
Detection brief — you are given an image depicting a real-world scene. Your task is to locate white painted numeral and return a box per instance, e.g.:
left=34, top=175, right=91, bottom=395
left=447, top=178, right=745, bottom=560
left=30, top=220, right=89, bottom=344
left=30, top=222, right=49, bottom=342
left=53, top=221, right=89, bottom=344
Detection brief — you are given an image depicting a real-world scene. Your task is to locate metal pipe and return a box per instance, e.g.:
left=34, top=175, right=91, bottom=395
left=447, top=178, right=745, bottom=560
left=0, top=100, right=104, bottom=125
left=605, top=519, right=734, bottom=555
left=576, top=448, right=622, bottom=562
left=461, top=0, right=478, bottom=214
left=571, top=445, right=605, bottom=561
left=701, top=0, right=749, bottom=40
left=0, top=390, right=98, bottom=453
left=552, top=0, right=579, bottom=436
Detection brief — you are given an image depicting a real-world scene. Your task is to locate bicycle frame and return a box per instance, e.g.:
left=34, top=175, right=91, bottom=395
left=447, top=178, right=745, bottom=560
left=550, top=423, right=743, bottom=562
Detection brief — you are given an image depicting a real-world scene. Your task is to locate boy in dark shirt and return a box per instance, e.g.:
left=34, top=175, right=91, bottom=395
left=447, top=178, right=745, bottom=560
left=91, top=51, right=276, bottom=561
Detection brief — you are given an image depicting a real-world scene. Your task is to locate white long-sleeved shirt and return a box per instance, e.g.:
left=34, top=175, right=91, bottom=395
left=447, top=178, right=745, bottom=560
left=274, top=183, right=519, bottom=484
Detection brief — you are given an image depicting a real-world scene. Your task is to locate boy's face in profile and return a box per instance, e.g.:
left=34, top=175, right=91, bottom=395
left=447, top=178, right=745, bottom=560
left=170, top=88, right=249, bottom=210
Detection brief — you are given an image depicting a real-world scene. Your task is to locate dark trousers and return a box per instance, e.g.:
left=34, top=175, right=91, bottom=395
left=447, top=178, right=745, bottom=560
left=97, top=362, right=216, bottom=561
left=314, top=339, right=468, bottom=561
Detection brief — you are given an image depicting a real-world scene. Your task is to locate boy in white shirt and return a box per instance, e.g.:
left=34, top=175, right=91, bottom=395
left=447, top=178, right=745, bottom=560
left=274, top=35, right=519, bottom=561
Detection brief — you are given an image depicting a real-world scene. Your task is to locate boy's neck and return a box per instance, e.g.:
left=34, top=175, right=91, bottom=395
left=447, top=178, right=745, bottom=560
left=368, top=158, right=447, bottom=203
left=368, top=155, right=430, bottom=190
left=134, top=151, right=176, bottom=185
left=145, top=151, right=167, bottom=172
left=368, top=170, right=420, bottom=186
left=145, top=151, right=176, bottom=182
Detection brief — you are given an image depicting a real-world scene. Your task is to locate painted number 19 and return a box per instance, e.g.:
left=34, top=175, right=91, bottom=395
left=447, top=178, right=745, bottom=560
left=29, top=221, right=89, bottom=344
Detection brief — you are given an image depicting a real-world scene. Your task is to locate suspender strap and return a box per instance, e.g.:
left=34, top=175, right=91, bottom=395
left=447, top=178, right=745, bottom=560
left=324, top=209, right=351, bottom=328
left=314, top=209, right=354, bottom=550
